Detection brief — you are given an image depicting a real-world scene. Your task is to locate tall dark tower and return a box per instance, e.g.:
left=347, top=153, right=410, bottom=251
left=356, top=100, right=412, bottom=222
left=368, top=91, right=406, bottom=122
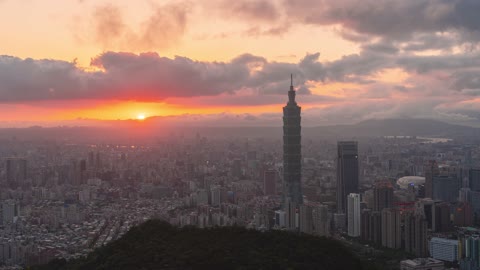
left=336, top=141, right=359, bottom=213
left=283, top=75, right=303, bottom=205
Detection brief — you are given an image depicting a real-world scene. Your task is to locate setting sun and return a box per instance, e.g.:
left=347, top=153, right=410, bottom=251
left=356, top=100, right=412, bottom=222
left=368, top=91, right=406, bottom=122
left=137, top=114, right=146, bottom=120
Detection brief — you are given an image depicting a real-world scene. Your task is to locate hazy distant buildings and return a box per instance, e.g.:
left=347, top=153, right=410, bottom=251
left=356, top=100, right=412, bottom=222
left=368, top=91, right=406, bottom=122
left=211, top=186, right=221, bottom=206
left=232, top=159, right=242, bottom=178
left=2, top=200, right=19, bottom=225
left=283, top=76, right=303, bottom=205
left=336, top=141, right=359, bottom=214
left=6, top=158, right=27, bottom=185
left=263, top=170, right=276, bottom=196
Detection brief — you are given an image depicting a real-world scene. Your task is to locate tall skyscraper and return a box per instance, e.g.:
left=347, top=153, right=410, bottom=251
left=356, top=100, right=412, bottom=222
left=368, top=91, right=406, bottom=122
left=283, top=75, right=303, bottom=205
left=347, top=193, right=361, bottom=237
left=336, top=141, right=359, bottom=213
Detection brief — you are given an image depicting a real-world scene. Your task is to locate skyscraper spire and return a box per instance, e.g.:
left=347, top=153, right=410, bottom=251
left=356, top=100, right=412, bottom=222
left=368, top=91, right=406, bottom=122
left=288, top=74, right=296, bottom=103
left=283, top=75, right=303, bottom=207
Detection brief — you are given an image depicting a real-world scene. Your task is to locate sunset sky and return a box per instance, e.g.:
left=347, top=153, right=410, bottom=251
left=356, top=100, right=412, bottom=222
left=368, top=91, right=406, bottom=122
left=1, top=0, right=480, bottom=127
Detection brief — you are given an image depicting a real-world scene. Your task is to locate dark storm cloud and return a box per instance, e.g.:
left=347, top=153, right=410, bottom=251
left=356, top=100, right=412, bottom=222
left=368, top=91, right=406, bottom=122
left=0, top=52, right=341, bottom=102
left=0, top=56, right=94, bottom=101
left=2, top=47, right=480, bottom=116
left=450, top=71, right=480, bottom=91
left=324, top=52, right=391, bottom=82
left=284, top=0, right=480, bottom=42
left=396, top=53, right=480, bottom=73
left=401, top=33, right=458, bottom=52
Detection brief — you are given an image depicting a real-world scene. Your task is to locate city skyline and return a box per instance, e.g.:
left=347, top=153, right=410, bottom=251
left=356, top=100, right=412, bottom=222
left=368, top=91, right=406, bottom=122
left=1, top=0, right=480, bottom=127
left=2, top=1, right=480, bottom=269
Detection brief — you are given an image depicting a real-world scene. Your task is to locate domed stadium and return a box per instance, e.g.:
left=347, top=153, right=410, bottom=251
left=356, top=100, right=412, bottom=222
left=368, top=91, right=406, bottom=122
left=397, top=176, right=425, bottom=189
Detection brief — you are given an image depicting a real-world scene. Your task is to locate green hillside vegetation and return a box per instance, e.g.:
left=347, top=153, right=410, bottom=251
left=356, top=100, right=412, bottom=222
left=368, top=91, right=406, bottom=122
left=32, top=220, right=373, bottom=270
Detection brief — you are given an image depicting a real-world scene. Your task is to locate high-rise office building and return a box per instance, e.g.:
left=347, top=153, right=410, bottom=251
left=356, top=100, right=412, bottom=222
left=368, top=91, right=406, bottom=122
left=454, top=202, right=473, bottom=226
left=283, top=75, right=303, bottom=205
left=470, top=168, right=480, bottom=192
left=432, top=173, right=462, bottom=203
left=361, top=209, right=382, bottom=245
left=361, top=209, right=371, bottom=241
left=374, top=181, right=394, bottom=212
left=381, top=208, right=402, bottom=249
left=336, top=141, right=359, bottom=214
left=459, top=235, right=480, bottom=270
left=404, top=212, right=428, bottom=257
left=285, top=198, right=298, bottom=231
left=425, top=160, right=439, bottom=198
left=274, top=210, right=286, bottom=228
left=263, top=170, right=276, bottom=196
left=299, top=204, right=313, bottom=234
left=434, top=202, right=452, bottom=232
left=429, top=237, right=459, bottom=262
left=470, top=190, right=480, bottom=221
left=426, top=163, right=462, bottom=203
left=313, top=204, right=330, bottom=236
left=347, top=193, right=361, bottom=237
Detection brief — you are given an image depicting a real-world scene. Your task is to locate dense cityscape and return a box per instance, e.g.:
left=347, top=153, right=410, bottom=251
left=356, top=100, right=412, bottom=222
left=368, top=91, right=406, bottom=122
left=0, top=81, right=477, bottom=270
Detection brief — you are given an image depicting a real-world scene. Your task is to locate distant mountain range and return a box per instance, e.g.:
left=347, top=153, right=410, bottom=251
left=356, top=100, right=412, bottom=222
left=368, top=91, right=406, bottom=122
left=0, top=118, right=478, bottom=142
left=305, top=118, right=480, bottom=138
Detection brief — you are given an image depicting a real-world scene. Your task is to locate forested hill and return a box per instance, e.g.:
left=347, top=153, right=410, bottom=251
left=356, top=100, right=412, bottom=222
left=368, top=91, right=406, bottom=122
left=33, top=220, right=371, bottom=270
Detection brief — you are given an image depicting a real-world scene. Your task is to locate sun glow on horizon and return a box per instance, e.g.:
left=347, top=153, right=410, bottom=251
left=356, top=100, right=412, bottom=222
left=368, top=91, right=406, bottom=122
left=136, top=114, right=146, bottom=120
